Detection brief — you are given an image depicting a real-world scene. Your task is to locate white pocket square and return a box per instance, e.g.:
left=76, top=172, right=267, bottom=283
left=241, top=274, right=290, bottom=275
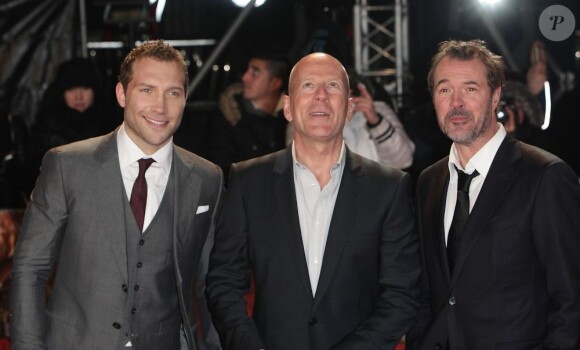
left=196, top=205, right=209, bottom=214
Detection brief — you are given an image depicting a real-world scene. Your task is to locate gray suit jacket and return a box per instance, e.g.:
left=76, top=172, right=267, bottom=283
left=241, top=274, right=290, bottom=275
left=9, top=131, right=224, bottom=350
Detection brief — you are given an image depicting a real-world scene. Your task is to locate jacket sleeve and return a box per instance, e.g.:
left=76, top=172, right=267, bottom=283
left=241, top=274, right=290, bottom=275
left=533, top=161, right=580, bottom=349
left=368, top=101, right=415, bottom=170
left=206, top=164, right=264, bottom=350
left=9, top=150, right=67, bottom=350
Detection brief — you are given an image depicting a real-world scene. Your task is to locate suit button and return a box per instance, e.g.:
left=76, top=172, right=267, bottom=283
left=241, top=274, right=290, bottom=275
left=137, top=262, right=142, bottom=268
left=134, top=285, right=140, bottom=291
left=122, top=284, right=128, bottom=292
left=435, top=343, right=443, bottom=350
left=113, top=322, right=121, bottom=329
left=139, top=239, right=145, bottom=246
left=448, top=297, right=456, bottom=305
left=309, top=318, right=318, bottom=326
left=131, top=308, right=137, bottom=314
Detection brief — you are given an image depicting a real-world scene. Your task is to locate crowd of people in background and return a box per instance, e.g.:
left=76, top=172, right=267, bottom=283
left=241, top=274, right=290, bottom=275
left=0, top=38, right=578, bottom=203
left=0, top=37, right=578, bottom=349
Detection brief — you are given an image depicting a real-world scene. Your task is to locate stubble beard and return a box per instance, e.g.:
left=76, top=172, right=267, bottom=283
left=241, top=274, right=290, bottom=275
left=441, top=103, right=493, bottom=146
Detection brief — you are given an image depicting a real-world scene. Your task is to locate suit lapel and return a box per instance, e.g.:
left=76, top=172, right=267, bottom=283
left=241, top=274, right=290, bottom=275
left=451, top=138, right=520, bottom=285
left=313, top=150, right=361, bottom=310
left=272, top=149, right=313, bottom=298
left=93, top=131, right=130, bottom=283
left=171, top=148, right=201, bottom=269
left=428, top=162, right=453, bottom=283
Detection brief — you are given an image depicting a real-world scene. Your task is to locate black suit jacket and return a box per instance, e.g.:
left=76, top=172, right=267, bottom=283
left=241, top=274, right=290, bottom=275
left=207, top=147, right=421, bottom=350
left=413, top=136, right=580, bottom=350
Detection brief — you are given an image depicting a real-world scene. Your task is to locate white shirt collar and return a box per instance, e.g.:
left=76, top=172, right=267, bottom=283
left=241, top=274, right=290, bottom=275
left=291, top=141, right=346, bottom=171
left=117, top=123, right=173, bottom=176
left=448, top=122, right=506, bottom=178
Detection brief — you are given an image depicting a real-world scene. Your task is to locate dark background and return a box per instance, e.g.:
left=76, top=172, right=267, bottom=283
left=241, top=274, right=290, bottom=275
left=2, top=0, right=579, bottom=116
left=1, top=0, right=579, bottom=176
left=81, top=0, right=580, bottom=105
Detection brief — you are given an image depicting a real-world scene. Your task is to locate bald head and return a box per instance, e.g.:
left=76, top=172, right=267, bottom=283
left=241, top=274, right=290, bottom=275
left=288, top=53, right=350, bottom=96
left=283, top=52, right=353, bottom=146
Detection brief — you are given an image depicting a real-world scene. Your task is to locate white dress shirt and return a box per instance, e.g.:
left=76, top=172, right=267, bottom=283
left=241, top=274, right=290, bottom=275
left=117, top=123, right=173, bottom=232
left=444, top=123, right=506, bottom=245
left=292, top=142, right=345, bottom=296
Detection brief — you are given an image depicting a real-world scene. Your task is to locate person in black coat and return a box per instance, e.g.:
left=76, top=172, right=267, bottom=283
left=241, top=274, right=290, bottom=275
left=208, top=52, right=289, bottom=181
left=24, top=58, right=118, bottom=194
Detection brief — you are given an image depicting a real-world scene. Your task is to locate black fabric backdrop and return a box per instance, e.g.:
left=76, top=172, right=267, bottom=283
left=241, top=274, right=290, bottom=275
left=0, top=0, right=76, bottom=129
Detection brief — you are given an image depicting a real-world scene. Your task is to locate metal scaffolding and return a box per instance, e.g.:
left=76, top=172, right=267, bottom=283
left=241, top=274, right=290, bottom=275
left=353, top=0, right=408, bottom=107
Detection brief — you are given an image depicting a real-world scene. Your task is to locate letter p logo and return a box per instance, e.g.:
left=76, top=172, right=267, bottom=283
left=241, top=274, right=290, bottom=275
left=539, top=5, right=575, bottom=42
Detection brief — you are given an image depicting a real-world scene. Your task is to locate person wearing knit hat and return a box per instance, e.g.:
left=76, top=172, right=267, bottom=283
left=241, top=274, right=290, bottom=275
left=23, top=57, right=119, bottom=195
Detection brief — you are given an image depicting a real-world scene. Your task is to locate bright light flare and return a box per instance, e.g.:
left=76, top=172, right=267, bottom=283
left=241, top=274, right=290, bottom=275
left=231, top=0, right=266, bottom=7
left=540, top=81, right=551, bottom=130
left=149, top=0, right=166, bottom=22
left=478, top=0, right=503, bottom=5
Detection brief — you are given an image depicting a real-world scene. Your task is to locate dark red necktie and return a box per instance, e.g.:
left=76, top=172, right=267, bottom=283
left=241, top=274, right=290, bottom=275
left=130, top=158, right=155, bottom=232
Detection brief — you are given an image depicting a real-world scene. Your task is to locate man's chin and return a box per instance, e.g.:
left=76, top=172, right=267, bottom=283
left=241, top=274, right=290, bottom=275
left=445, top=128, right=474, bottom=145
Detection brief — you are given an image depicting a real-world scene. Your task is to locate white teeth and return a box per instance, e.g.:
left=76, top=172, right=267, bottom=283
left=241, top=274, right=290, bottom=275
left=311, top=112, right=327, bottom=116
left=145, top=117, right=165, bottom=125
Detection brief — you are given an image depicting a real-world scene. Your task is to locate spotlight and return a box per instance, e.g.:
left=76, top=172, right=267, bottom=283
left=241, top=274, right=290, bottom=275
left=231, top=0, right=266, bottom=7
left=478, top=0, right=502, bottom=5
left=152, top=0, right=166, bottom=22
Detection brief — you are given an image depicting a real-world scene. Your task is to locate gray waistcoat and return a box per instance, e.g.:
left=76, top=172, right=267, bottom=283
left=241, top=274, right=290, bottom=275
left=118, top=172, right=181, bottom=350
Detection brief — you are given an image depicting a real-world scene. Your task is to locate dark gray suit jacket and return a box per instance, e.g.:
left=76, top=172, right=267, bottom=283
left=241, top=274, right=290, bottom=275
left=207, top=147, right=421, bottom=350
left=9, top=131, right=224, bottom=350
left=413, top=137, right=580, bottom=350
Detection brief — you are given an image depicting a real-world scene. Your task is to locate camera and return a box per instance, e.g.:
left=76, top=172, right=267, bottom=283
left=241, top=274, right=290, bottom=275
left=496, top=98, right=517, bottom=124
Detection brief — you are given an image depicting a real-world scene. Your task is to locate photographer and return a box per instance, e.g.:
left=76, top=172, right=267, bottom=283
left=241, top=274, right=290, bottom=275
left=497, top=80, right=553, bottom=152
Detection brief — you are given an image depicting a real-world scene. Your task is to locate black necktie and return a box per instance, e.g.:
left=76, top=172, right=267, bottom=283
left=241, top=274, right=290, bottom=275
left=130, top=158, right=155, bottom=232
left=447, top=166, right=479, bottom=272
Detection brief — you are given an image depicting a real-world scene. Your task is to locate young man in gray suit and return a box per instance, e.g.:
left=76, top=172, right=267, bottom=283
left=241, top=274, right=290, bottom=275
left=10, top=40, right=223, bottom=350
left=412, top=40, right=580, bottom=349
left=206, top=52, right=421, bottom=350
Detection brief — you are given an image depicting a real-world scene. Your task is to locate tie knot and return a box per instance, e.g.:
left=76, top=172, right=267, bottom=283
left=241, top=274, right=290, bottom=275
left=137, top=158, right=155, bottom=175
left=455, top=167, right=479, bottom=192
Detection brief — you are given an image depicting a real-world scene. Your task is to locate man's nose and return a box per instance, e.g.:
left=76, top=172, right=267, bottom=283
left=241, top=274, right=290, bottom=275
left=152, top=92, right=167, bottom=113
left=242, top=70, right=251, bottom=84
left=450, top=91, right=464, bottom=108
left=314, top=87, right=329, bottom=102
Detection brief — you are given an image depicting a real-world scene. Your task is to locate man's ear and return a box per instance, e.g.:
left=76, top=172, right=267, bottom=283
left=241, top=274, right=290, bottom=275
left=346, top=97, right=354, bottom=122
left=270, top=77, right=283, bottom=93
left=283, top=95, right=292, bottom=122
left=115, top=83, right=126, bottom=108
left=492, top=86, right=502, bottom=111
